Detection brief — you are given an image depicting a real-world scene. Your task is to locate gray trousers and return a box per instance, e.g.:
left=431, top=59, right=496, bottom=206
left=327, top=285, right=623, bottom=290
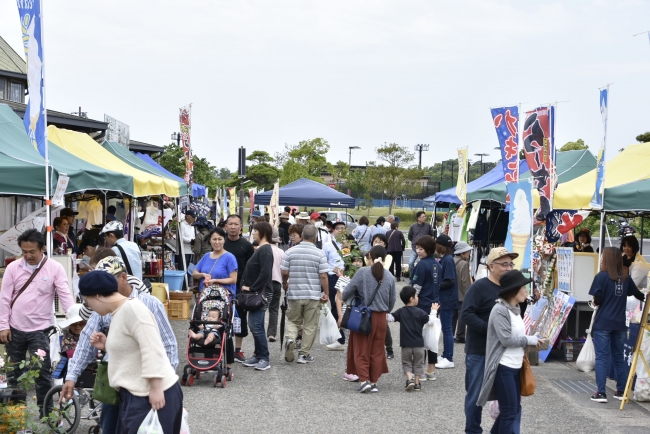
left=401, top=347, right=426, bottom=376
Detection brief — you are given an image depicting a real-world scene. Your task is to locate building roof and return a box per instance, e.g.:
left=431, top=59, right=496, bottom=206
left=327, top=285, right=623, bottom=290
left=0, top=35, right=27, bottom=75
left=129, top=140, right=164, bottom=154
left=1, top=98, right=108, bottom=134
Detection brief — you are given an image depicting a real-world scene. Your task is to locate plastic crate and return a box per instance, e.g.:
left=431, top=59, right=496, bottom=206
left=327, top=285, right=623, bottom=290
left=169, top=300, right=190, bottom=320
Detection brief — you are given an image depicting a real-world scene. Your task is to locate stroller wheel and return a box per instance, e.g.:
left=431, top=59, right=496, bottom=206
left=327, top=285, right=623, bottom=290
left=196, top=371, right=201, bottom=379
left=181, top=373, right=188, bottom=386
left=228, top=369, right=234, bottom=381
left=188, top=375, right=195, bottom=386
left=221, top=375, right=227, bottom=388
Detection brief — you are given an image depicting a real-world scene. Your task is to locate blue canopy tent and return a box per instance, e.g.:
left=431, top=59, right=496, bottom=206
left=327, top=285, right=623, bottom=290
left=255, top=178, right=355, bottom=207
left=423, top=160, right=530, bottom=206
left=132, top=152, right=207, bottom=197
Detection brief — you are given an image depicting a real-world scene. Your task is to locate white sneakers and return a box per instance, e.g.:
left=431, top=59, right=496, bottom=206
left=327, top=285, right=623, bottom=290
left=326, top=342, right=346, bottom=351
left=435, top=357, right=455, bottom=369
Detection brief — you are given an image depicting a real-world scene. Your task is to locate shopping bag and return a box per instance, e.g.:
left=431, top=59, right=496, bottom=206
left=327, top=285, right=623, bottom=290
left=180, top=408, right=191, bottom=434
left=319, top=304, right=341, bottom=345
left=576, top=306, right=597, bottom=373
left=488, top=401, right=500, bottom=420
left=423, top=315, right=441, bottom=353
left=232, top=307, right=242, bottom=334
left=137, top=409, right=163, bottom=434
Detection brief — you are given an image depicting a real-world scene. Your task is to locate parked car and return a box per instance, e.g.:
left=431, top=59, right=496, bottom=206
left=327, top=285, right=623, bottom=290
left=318, top=211, right=357, bottom=230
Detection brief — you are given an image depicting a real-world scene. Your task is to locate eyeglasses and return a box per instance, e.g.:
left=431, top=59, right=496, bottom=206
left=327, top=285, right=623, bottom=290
left=492, top=262, right=515, bottom=268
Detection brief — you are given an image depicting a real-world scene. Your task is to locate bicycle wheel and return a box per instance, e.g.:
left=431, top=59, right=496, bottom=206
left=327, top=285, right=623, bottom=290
left=43, top=384, right=80, bottom=433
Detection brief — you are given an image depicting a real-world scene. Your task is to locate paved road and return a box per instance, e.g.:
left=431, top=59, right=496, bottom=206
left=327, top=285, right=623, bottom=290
left=79, top=281, right=650, bottom=433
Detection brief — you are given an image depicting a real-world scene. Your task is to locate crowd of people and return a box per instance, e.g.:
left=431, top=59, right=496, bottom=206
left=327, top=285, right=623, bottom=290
left=1, top=204, right=648, bottom=433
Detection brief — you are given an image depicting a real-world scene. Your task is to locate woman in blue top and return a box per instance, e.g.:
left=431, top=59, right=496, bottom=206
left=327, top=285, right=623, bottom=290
left=192, top=227, right=238, bottom=294
left=352, top=216, right=372, bottom=255
left=435, top=234, right=458, bottom=370
left=589, top=247, right=645, bottom=403
left=410, top=235, right=440, bottom=380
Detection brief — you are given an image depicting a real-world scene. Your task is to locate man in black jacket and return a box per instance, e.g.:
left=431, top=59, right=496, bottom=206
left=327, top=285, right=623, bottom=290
left=460, top=247, right=518, bottom=434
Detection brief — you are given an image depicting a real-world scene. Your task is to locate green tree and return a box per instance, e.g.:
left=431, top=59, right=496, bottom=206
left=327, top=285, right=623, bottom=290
left=346, top=167, right=372, bottom=210
left=217, top=167, right=233, bottom=182
left=424, top=159, right=497, bottom=185
left=559, top=139, right=589, bottom=152
left=330, top=161, right=350, bottom=190
left=192, top=156, right=220, bottom=193
left=158, top=142, right=220, bottom=193
left=158, top=142, right=185, bottom=178
left=636, top=132, right=650, bottom=143
left=245, top=150, right=280, bottom=190
left=366, top=143, right=424, bottom=214
left=277, top=138, right=330, bottom=185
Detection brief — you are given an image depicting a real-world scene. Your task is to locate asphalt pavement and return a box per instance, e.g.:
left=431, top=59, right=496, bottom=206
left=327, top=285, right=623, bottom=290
left=77, top=281, right=650, bottom=433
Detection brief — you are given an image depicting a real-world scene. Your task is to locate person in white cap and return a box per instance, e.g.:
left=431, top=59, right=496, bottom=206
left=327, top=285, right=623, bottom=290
left=59, top=304, right=87, bottom=355
left=100, top=221, right=143, bottom=280
left=453, top=241, right=473, bottom=344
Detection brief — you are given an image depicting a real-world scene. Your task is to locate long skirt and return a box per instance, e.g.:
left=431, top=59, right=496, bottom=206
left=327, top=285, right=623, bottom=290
left=346, top=311, right=389, bottom=383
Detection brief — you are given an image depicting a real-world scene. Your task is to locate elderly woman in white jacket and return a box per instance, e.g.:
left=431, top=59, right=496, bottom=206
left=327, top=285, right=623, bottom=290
left=477, top=270, right=546, bottom=434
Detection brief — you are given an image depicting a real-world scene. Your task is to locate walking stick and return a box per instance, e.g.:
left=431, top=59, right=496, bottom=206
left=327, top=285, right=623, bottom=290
left=280, top=294, right=287, bottom=350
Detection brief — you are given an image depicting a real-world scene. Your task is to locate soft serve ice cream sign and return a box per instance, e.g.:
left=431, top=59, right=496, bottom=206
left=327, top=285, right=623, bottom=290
left=505, top=182, right=533, bottom=271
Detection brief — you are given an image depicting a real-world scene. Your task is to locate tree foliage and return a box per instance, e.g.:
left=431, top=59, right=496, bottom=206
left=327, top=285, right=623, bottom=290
left=366, top=143, right=424, bottom=213
left=636, top=132, right=650, bottom=143
left=345, top=167, right=372, bottom=209
left=276, top=138, right=330, bottom=185
left=559, top=139, right=589, bottom=152
left=158, top=142, right=220, bottom=194
left=424, top=159, right=498, bottom=185
left=330, top=161, right=350, bottom=188
left=245, top=150, right=280, bottom=190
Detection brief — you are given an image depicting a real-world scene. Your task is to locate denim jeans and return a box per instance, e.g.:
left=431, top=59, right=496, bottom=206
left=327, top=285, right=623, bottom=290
left=5, top=328, right=51, bottom=405
left=408, top=250, right=419, bottom=276
left=491, top=364, right=522, bottom=434
left=464, top=353, right=485, bottom=434
left=101, top=403, right=119, bottom=434
left=248, top=309, right=269, bottom=361
left=266, top=281, right=282, bottom=337
left=593, top=329, right=627, bottom=394
left=439, top=309, right=454, bottom=361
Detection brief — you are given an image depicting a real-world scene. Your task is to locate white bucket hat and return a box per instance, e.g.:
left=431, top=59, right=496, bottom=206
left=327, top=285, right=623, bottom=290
left=59, top=303, right=85, bottom=329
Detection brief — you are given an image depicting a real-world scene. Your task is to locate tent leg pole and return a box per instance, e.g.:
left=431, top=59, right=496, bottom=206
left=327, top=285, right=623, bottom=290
left=641, top=214, right=644, bottom=255
left=599, top=212, right=606, bottom=263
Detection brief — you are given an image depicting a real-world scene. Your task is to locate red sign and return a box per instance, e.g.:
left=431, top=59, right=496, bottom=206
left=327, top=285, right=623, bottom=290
left=328, top=183, right=336, bottom=189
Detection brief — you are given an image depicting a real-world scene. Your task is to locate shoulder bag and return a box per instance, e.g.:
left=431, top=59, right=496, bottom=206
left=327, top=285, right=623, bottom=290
left=521, top=352, right=536, bottom=396
left=234, top=254, right=265, bottom=311
left=93, top=361, right=119, bottom=405
left=10, top=258, right=47, bottom=309
left=340, top=279, right=382, bottom=335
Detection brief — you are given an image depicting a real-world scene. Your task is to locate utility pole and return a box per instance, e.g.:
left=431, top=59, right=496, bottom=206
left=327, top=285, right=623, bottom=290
left=349, top=146, right=361, bottom=165
left=238, top=147, right=246, bottom=222
left=414, top=144, right=430, bottom=169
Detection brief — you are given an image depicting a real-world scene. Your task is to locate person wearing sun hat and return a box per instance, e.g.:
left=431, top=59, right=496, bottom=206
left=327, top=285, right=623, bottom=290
left=460, top=246, right=518, bottom=434
left=74, top=271, right=183, bottom=432
left=59, top=304, right=87, bottom=356
left=477, top=269, right=544, bottom=433
left=453, top=241, right=473, bottom=344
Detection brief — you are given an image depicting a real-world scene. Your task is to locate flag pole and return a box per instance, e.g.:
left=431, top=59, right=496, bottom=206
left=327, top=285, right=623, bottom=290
left=39, top=0, right=51, bottom=257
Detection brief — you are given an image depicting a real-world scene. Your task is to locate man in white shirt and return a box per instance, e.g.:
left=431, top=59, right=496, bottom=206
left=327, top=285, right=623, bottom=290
left=179, top=209, right=196, bottom=264
left=284, top=206, right=296, bottom=224
left=384, top=215, right=394, bottom=231
left=101, top=221, right=143, bottom=280
left=310, top=212, right=331, bottom=247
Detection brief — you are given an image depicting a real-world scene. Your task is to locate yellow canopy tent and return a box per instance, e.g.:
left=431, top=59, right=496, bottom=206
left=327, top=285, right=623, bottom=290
left=48, top=126, right=181, bottom=197
left=554, top=142, right=650, bottom=210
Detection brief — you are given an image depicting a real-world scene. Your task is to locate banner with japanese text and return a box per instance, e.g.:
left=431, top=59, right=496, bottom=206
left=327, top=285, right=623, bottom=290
left=179, top=104, right=193, bottom=185
left=491, top=106, right=519, bottom=184
left=456, top=148, right=468, bottom=216
left=228, top=187, right=236, bottom=216
left=589, top=87, right=608, bottom=209
left=522, top=105, right=556, bottom=219
left=17, top=0, right=47, bottom=158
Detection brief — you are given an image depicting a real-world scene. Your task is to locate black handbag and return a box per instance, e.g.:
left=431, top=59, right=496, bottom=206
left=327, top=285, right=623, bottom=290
left=235, top=291, right=265, bottom=311
left=341, top=280, right=382, bottom=335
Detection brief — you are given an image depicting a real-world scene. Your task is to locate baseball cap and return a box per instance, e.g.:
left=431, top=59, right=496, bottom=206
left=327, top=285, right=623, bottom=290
left=486, top=247, right=519, bottom=265
left=100, top=220, right=124, bottom=234
left=184, top=209, right=197, bottom=218
left=251, top=210, right=262, bottom=218
left=60, top=208, right=78, bottom=217
left=436, top=234, right=453, bottom=248
left=95, top=256, right=127, bottom=276
left=310, top=212, right=321, bottom=220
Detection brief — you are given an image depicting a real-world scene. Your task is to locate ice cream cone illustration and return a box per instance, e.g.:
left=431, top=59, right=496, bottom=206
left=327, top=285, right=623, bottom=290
left=509, top=189, right=531, bottom=270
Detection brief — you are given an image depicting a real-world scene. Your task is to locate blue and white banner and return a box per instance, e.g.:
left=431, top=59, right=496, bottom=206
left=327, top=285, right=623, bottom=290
left=17, top=0, right=47, bottom=158
left=504, top=181, right=533, bottom=271
left=589, top=87, right=608, bottom=209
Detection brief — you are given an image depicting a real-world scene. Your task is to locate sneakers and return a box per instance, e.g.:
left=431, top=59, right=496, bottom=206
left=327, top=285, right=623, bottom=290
left=268, top=336, right=276, bottom=342
left=369, top=384, right=379, bottom=393
left=344, top=373, right=359, bottom=382
left=614, top=391, right=624, bottom=401
left=591, top=392, right=607, bottom=403
left=386, top=350, right=394, bottom=359
left=297, top=354, right=314, bottom=364
left=423, top=371, right=436, bottom=381
left=254, top=360, right=271, bottom=371
left=435, top=357, right=455, bottom=369
left=326, top=342, right=346, bottom=351
left=414, top=383, right=421, bottom=391
left=358, top=381, right=372, bottom=393
left=284, top=339, right=295, bottom=362
left=234, top=351, right=246, bottom=363
left=295, top=337, right=302, bottom=350
left=242, top=357, right=259, bottom=367
left=405, top=379, right=415, bottom=391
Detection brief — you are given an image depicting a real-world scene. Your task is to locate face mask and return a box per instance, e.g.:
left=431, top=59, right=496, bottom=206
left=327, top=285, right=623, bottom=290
left=314, top=221, right=322, bottom=228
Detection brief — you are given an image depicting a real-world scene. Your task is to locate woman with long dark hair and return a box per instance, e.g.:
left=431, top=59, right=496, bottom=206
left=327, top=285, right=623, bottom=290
left=589, top=247, right=645, bottom=403
left=434, top=234, right=458, bottom=370
left=341, top=245, right=396, bottom=393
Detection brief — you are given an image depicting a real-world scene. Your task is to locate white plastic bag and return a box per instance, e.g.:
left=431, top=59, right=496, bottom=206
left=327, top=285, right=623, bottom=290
left=633, top=329, right=650, bottom=401
left=180, top=408, right=191, bottom=434
left=423, top=315, right=441, bottom=353
left=137, top=409, right=163, bottom=434
left=576, top=307, right=597, bottom=372
left=319, top=304, right=341, bottom=345
left=488, top=400, right=500, bottom=420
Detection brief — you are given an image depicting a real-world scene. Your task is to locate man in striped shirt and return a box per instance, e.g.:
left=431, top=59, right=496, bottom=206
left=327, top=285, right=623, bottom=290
left=60, top=256, right=177, bottom=434
left=281, top=225, right=329, bottom=364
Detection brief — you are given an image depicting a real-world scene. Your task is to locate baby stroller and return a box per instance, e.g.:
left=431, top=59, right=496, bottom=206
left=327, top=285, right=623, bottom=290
left=181, top=284, right=234, bottom=388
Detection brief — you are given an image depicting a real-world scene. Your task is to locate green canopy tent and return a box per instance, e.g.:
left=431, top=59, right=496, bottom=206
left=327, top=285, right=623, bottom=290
left=0, top=104, right=134, bottom=196
left=466, top=149, right=597, bottom=205
left=101, top=141, right=188, bottom=196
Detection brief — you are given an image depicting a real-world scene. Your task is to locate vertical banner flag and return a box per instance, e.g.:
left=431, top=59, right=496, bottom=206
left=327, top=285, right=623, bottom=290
left=228, top=187, right=236, bottom=216
left=17, top=0, right=47, bottom=158
left=179, top=105, right=193, bottom=185
left=214, top=189, right=221, bottom=219
left=269, top=181, right=280, bottom=228
left=590, top=87, right=608, bottom=209
left=249, top=189, right=256, bottom=215
left=222, top=188, right=229, bottom=219
left=504, top=181, right=533, bottom=271
left=456, top=148, right=469, bottom=216
left=491, top=106, right=519, bottom=206
left=522, top=105, right=556, bottom=220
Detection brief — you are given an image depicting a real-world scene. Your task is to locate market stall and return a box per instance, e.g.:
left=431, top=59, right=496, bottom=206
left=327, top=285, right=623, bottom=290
left=133, top=152, right=207, bottom=198
left=255, top=177, right=355, bottom=207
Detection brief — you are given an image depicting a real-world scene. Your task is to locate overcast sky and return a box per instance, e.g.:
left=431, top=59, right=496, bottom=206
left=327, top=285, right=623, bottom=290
left=1, top=1, right=649, bottom=171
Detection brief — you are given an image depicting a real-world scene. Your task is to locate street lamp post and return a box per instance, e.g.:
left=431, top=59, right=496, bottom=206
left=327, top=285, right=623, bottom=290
left=171, top=132, right=181, bottom=147
left=349, top=146, right=361, bottom=165
left=414, top=144, right=430, bottom=169
left=474, top=153, right=489, bottom=175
